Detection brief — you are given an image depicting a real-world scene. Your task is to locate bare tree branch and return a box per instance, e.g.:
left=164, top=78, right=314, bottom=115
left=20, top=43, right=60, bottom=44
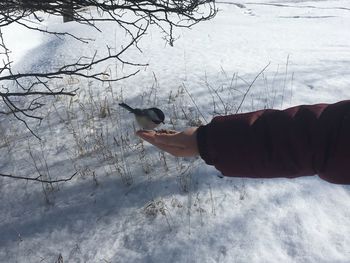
left=0, top=0, right=216, bottom=138
left=0, top=172, right=78, bottom=183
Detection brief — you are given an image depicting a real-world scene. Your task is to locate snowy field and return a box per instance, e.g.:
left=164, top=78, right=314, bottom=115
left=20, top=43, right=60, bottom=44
left=1, top=0, right=350, bottom=262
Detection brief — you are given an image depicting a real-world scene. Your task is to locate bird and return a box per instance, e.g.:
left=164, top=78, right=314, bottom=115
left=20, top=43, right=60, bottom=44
left=119, top=102, right=165, bottom=130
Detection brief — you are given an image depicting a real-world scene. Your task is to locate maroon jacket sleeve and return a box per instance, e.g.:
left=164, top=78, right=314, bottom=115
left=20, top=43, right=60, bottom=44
left=196, top=100, right=350, bottom=184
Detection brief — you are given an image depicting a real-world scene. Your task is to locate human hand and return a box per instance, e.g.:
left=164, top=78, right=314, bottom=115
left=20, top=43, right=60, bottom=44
left=136, top=128, right=199, bottom=157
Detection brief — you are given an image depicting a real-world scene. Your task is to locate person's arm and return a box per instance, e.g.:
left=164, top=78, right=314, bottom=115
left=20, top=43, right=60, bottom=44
left=137, top=100, right=350, bottom=184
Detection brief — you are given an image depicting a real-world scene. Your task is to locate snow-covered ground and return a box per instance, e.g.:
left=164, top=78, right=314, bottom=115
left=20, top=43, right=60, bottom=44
left=1, top=1, right=350, bottom=262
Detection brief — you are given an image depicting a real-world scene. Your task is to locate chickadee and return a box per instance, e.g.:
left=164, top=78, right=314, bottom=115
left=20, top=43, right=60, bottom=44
left=119, top=102, right=165, bottom=130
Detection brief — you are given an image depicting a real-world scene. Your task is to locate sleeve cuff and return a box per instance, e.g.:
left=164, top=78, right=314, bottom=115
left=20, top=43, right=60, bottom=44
left=196, top=125, right=214, bottom=165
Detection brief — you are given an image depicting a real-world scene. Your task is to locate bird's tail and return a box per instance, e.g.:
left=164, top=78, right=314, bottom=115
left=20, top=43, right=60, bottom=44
left=119, top=103, right=135, bottom=113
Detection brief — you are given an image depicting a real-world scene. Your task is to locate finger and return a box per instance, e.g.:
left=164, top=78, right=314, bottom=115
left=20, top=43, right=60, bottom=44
left=137, top=130, right=184, bottom=147
left=136, top=130, right=157, bottom=142
left=158, top=143, right=197, bottom=157
left=137, top=130, right=180, bottom=149
left=154, top=133, right=185, bottom=147
left=136, top=130, right=156, bottom=136
left=137, top=131, right=196, bottom=157
left=153, top=143, right=187, bottom=157
left=137, top=129, right=177, bottom=136
left=137, top=131, right=184, bottom=155
left=156, top=129, right=177, bottom=134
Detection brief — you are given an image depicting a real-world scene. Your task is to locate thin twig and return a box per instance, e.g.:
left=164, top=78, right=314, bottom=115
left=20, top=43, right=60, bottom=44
left=236, top=62, right=271, bottom=114
left=182, top=83, right=208, bottom=124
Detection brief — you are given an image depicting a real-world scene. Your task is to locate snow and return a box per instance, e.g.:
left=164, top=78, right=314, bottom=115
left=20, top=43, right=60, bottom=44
left=1, top=1, right=350, bottom=262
